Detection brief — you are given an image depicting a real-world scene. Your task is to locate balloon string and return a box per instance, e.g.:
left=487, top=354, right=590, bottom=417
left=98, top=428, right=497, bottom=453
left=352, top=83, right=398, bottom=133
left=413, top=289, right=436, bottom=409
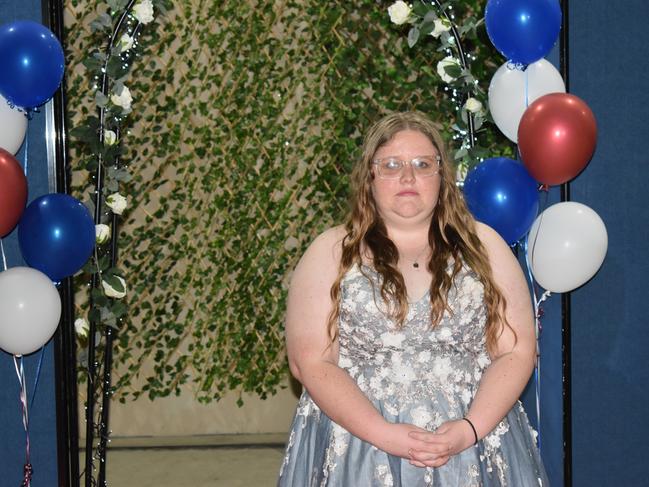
left=30, top=347, right=46, bottom=410
left=13, top=356, right=32, bottom=487
left=0, top=238, right=8, bottom=271
left=524, top=236, right=551, bottom=451
left=525, top=67, right=529, bottom=109
left=23, top=126, right=29, bottom=178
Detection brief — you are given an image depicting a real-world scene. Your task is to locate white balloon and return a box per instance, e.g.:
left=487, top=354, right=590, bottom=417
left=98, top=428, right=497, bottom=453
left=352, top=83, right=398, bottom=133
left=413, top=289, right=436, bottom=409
left=0, top=94, right=28, bottom=155
left=0, top=267, right=62, bottom=356
left=528, top=202, right=608, bottom=293
left=488, top=59, right=566, bottom=143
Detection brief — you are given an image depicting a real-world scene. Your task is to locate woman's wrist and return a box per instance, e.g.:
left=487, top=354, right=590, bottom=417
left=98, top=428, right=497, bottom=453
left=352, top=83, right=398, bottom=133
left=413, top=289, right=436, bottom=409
left=462, top=417, right=479, bottom=445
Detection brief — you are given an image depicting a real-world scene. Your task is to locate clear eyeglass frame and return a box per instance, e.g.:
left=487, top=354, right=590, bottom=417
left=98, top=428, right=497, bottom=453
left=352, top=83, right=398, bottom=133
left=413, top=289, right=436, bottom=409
left=371, top=155, right=442, bottom=179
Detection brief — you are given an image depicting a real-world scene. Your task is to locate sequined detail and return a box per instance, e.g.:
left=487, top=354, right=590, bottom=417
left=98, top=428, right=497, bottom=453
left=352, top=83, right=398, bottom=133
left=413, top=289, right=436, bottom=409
left=278, top=263, right=548, bottom=486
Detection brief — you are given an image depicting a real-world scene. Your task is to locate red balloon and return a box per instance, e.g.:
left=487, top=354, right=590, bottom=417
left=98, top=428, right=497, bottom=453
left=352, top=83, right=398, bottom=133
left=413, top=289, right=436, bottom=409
left=518, top=93, right=597, bottom=185
left=0, top=148, right=28, bottom=236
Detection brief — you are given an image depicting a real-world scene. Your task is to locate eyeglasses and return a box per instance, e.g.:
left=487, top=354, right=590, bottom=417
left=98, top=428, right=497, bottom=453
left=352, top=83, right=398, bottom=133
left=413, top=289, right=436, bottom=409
left=372, top=155, right=441, bottom=179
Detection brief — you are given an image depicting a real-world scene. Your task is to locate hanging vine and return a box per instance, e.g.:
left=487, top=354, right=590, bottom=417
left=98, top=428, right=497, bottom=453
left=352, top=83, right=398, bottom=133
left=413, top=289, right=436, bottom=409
left=67, top=0, right=169, bottom=484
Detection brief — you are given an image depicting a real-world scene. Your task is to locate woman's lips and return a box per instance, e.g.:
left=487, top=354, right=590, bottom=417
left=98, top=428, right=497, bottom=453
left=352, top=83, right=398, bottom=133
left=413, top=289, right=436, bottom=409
left=396, top=190, right=418, bottom=196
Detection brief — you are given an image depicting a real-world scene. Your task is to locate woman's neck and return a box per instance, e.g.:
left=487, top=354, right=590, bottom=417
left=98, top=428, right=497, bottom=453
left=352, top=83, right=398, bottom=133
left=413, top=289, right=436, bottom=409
left=384, top=221, right=430, bottom=251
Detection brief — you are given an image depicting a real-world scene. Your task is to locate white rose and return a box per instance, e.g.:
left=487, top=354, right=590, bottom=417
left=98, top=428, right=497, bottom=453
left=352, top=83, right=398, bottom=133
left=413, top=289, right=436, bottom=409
left=110, top=86, right=132, bottom=110
left=74, top=318, right=89, bottom=338
left=430, top=18, right=451, bottom=38
left=95, top=224, right=111, bottom=245
left=106, top=193, right=127, bottom=215
left=119, top=33, right=134, bottom=52
left=388, top=1, right=412, bottom=25
left=104, top=130, right=117, bottom=146
left=132, top=0, right=154, bottom=24
left=436, top=56, right=460, bottom=83
left=464, top=97, right=483, bottom=113
left=102, top=276, right=127, bottom=299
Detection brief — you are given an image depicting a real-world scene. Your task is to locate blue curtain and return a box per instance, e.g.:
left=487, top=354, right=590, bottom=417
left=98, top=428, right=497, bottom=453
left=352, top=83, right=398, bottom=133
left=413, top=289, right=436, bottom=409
left=0, top=1, right=59, bottom=485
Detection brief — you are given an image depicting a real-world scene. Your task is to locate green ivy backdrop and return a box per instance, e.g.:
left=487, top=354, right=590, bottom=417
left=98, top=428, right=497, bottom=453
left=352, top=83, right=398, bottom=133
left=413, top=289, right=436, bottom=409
left=64, top=0, right=509, bottom=404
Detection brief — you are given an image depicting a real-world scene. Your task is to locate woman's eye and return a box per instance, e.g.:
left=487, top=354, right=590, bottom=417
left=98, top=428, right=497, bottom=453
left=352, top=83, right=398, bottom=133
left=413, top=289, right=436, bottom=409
left=384, top=159, right=401, bottom=169
left=413, top=159, right=430, bottom=169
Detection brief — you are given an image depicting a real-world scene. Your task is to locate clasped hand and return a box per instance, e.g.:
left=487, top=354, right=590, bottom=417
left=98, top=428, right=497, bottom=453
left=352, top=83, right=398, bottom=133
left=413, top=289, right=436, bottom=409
left=382, top=420, right=475, bottom=469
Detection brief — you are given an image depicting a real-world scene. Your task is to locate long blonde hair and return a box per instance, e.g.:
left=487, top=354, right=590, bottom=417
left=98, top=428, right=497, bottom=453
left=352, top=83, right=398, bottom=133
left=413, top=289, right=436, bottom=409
left=327, top=111, right=512, bottom=354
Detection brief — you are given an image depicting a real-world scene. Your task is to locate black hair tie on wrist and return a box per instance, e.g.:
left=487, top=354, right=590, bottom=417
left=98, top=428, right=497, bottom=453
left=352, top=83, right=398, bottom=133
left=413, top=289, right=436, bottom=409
left=462, top=417, right=479, bottom=445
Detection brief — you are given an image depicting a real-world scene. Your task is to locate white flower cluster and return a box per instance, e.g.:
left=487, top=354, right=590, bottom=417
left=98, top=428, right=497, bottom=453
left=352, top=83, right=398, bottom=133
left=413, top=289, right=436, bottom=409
left=106, top=193, right=128, bottom=215
left=133, top=0, right=154, bottom=24
left=95, top=224, right=111, bottom=244
left=104, top=129, right=118, bottom=146
left=74, top=318, right=89, bottom=337
left=430, top=18, right=451, bottom=38
left=388, top=1, right=412, bottom=25
left=119, top=34, right=134, bottom=53
left=110, top=86, right=133, bottom=110
left=464, top=97, right=483, bottom=114
left=436, top=56, right=460, bottom=83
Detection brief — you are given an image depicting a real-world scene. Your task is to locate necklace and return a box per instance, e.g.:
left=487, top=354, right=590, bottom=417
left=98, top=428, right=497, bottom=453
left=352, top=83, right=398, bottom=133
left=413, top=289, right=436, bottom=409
left=409, top=244, right=430, bottom=269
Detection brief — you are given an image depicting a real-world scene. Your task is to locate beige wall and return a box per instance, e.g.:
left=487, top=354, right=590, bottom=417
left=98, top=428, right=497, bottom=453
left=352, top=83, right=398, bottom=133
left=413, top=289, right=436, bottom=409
left=107, top=381, right=300, bottom=438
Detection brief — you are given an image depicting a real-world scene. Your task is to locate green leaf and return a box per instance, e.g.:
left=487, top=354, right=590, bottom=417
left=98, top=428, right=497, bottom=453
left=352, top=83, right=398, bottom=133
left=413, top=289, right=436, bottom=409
left=95, top=91, right=109, bottom=108
left=103, top=274, right=125, bottom=293
left=111, top=301, right=128, bottom=318
left=444, top=64, right=462, bottom=79
left=106, top=56, right=128, bottom=79
left=407, top=26, right=420, bottom=48
left=82, top=56, right=103, bottom=72
left=411, top=1, right=429, bottom=18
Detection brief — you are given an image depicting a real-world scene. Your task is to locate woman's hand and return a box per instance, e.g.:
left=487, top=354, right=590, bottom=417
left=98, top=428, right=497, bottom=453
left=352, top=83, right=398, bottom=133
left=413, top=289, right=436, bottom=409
left=376, top=423, right=447, bottom=460
left=406, top=419, right=476, bottom=468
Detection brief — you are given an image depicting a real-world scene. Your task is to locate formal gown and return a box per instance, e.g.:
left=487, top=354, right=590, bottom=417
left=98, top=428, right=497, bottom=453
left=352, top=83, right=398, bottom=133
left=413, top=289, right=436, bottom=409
left=278, top=262, right=548, bottom=486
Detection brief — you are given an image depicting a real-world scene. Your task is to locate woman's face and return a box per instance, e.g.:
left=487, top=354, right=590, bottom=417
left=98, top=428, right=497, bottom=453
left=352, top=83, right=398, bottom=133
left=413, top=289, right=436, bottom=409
left=370, top=129, right=442, bottom=226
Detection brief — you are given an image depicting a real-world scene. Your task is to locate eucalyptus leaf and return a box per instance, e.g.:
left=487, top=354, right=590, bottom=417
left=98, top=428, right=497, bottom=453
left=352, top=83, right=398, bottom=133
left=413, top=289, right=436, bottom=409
left=411, top=1, right=429, bottom=17
left=95, top=91, right=109, bottom=108
left=407, top=26, right=420, bottom=48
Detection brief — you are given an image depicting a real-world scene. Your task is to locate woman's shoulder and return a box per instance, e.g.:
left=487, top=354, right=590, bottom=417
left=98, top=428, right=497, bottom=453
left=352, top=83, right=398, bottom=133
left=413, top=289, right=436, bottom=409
left=474, top=221, right=509, bottom=254
left=294, top=225, right=347, bottom=277
left=473, top=221, right=523, bottom=278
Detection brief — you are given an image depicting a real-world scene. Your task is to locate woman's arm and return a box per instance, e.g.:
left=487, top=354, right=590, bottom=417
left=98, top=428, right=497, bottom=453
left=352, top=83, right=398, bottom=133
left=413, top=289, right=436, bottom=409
left=409, top=222, right=537, bottom=467
left=286, top=226, right=433, bottom=459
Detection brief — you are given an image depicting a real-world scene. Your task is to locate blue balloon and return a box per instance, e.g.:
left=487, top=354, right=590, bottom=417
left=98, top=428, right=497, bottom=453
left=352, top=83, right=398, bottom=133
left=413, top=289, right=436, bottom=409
left=485, top=0, right=562, bottom=65
left=463, top=158, right=539, bottom=245
left=0, top=20, right=65, bottom=109
left=18, top=194, right=95, bottom=281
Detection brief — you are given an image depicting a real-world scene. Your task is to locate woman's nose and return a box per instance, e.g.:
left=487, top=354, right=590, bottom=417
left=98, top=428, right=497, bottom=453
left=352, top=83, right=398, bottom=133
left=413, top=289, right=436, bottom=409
left=400, top=162, right=416, bottom=182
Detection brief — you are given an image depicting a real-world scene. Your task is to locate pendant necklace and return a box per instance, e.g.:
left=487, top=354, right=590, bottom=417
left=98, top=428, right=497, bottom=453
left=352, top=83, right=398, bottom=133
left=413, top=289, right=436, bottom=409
left=411, top=244, right=430, bottom=269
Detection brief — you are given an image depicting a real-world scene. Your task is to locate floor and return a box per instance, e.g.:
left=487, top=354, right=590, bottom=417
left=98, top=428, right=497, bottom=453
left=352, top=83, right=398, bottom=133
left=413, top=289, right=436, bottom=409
left=84, top=434, right=287, bottom=487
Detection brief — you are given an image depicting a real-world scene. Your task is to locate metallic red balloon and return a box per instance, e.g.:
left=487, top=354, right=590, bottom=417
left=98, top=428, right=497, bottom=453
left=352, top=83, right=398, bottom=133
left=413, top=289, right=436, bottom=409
left=518, top=93, right=597, bottom=185
left=0, top=148, right=28, bottom=236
